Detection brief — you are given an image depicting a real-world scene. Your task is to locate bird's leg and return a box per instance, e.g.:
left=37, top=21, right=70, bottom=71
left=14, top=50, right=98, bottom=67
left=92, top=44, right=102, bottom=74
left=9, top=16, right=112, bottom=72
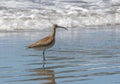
left=43, top=50, right=45, bottom=61
left=42, top=59, right=45, bottom=69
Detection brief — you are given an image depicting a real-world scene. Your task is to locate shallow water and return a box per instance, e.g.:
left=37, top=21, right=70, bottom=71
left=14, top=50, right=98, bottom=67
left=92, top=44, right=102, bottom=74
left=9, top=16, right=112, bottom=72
left=0, top=26, right=120, bottom=84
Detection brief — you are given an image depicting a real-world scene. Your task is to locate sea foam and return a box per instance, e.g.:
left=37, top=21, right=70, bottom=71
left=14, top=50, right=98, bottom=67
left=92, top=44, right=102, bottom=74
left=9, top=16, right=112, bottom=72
left=0, top=0, right=120, bottom=31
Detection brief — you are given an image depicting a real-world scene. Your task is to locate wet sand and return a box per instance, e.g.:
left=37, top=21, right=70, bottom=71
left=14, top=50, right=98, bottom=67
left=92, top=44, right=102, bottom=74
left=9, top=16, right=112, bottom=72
left=0, top=26, right=120, bottom=84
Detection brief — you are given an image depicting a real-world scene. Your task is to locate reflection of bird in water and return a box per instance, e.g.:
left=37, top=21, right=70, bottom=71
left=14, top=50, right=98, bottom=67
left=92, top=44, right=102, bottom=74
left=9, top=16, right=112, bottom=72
left=36, top=69, right=55, bottom=84
left=28, top=24, right=67, bottom=60
left=35, top=61, right=55, bottom=84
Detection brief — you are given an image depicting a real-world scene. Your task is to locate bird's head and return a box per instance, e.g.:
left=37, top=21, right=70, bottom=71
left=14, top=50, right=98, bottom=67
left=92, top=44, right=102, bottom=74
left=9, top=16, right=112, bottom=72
left=53, top=24, right=68, bottom=30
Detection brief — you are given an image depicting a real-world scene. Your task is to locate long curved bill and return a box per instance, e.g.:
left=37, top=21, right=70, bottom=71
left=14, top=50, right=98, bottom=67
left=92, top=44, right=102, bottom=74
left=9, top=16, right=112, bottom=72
left=57, top=26, right=68, bottom=30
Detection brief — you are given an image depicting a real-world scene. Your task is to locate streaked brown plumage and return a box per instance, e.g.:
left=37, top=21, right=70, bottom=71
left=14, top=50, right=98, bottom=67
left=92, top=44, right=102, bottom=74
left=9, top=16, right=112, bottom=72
left=27, top=24, right=67, bottom=60
left=28, top=35, right=55, bottom=50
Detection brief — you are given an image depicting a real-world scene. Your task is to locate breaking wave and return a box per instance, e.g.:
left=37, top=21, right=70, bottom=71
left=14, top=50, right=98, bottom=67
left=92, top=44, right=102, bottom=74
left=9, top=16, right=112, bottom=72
left=0, top=0, right=120, bottom=31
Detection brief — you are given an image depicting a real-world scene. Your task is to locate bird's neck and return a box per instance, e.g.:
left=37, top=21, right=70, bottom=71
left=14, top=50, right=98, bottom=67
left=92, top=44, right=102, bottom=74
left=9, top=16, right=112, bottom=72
left=50, top=27, right=56, bottom=38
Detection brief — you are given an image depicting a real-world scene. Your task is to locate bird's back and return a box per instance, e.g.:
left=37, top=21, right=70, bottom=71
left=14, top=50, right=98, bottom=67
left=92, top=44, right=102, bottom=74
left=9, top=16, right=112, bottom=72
left=28, top=35, right=55, bottom=50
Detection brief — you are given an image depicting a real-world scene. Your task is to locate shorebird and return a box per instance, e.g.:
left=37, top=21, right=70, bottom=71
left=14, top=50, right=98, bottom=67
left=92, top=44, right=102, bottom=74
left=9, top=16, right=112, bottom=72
left=28, top=24, right=67, bottom=60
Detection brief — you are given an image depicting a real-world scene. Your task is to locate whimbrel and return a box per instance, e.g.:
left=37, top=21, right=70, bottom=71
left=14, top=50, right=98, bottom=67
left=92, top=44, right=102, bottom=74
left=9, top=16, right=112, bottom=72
left=28, top=24, right=67, bottom=60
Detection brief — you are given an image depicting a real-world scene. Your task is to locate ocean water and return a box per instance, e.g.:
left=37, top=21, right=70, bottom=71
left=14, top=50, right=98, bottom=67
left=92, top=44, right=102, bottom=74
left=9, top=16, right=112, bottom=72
left=0, top=26, right=120, bottom=84
left=0, top=0, right=120, bottom=84
left=0, top=0, right=120, bottom=31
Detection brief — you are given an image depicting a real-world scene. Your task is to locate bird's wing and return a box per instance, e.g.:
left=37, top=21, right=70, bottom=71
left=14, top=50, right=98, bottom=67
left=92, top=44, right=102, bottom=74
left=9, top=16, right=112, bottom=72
left=28, top=36, right=53, bottom=48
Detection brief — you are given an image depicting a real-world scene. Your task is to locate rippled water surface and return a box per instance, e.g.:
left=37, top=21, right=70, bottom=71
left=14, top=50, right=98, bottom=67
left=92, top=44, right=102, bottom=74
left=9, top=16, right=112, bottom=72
left=0, top=26, right=120, bottom=84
